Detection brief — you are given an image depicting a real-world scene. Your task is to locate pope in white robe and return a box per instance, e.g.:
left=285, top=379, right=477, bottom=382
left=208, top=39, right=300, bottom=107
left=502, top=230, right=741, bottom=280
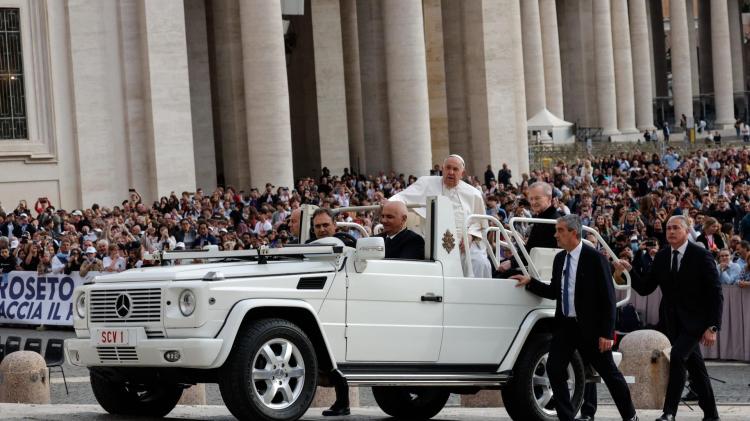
left=390, top=155, right=492, bottom=278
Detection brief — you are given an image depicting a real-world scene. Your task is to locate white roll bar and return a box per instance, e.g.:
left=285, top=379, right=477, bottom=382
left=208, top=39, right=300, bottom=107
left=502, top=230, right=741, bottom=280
left=463, top=214, right=529, bottom=278
left=336, top=222, right=369, bottom=238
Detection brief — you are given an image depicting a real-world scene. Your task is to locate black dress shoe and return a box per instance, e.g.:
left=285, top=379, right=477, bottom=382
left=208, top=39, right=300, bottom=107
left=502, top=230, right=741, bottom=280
left=575, top=416, right=594, bottom=421
left=322, top=406, right=351, bottom=416
left=655, top=414, right=675, bottom=421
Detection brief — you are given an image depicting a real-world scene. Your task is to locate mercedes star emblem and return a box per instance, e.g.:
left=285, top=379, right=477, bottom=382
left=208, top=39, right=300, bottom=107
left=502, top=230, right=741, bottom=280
left=115, top=293, right=132, bottom=318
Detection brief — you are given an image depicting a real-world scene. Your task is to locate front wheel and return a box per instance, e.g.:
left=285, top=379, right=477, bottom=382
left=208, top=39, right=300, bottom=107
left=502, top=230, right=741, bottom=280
left=372, top=386, right=450, bottom=420
left=89, top=368, right=183, bottom=417
left=502, top=334, right=585, bottom=421
left=219, top=318, right=318, bottom=421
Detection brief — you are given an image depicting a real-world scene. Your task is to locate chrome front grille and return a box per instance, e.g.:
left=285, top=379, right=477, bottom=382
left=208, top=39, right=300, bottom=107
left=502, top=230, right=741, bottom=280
left=97, top=346, right=138, bottom=363
left=89, top=288, right=162, bottom=324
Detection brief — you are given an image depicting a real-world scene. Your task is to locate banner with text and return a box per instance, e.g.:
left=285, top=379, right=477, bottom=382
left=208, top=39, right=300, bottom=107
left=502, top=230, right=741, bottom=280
left=0, top=271, right=87, bottom=326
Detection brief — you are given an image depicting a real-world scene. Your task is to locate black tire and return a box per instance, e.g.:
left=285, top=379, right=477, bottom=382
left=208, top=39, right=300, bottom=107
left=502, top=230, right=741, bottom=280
left=219, top=318, right=318, bottom=421
left=501, top=334, right=585, bottom=421
left=372, top=386, right=450, bottom=420
left=89, top=368, right=183, bottom=417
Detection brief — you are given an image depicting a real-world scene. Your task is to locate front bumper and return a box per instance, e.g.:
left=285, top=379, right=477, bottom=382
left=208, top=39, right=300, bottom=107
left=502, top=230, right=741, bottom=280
left=65, top=328, right=223, bottom=368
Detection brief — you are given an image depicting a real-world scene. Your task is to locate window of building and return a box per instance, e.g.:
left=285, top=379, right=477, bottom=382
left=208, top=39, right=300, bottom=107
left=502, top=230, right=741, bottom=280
left=0, top=7, right=26, bottom=140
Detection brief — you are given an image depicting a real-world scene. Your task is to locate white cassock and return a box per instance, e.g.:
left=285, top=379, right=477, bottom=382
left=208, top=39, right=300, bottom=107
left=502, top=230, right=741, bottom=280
left=390, top=176, right=491, bottom=278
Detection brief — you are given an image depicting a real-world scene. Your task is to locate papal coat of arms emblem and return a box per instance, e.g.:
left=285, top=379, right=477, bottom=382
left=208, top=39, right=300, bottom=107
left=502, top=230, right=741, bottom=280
left=442, top=230, right=455, bottom=254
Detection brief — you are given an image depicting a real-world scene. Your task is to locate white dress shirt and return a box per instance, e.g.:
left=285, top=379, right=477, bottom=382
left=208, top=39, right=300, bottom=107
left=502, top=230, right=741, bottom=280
left=670, top=240, right=689, bottom=272
left=562, top=241, right=583, bottom=317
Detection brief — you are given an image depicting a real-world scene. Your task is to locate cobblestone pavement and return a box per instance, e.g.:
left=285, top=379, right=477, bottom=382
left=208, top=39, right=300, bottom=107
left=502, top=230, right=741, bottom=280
left=2, top=405, right=750, bottom=420
left=3, top=327, right=749, bottom=415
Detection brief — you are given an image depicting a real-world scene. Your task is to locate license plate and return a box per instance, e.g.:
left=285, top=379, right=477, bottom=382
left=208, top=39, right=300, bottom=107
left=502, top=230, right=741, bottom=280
left=94, top=329, right=133, bottom=346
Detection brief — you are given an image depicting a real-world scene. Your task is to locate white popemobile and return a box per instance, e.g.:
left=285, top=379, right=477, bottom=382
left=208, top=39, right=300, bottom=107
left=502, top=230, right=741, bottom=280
left=65, top=196, right=631, bottom=421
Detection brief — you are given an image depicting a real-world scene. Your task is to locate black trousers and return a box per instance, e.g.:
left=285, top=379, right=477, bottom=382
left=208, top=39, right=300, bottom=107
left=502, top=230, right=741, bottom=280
left=580, top=383, right=597, bottom=417
left=663, top=332, right=718, bottom=418
left=547, top=318, right=635, bottom=421
left=331, top=375, right=350, bottom=409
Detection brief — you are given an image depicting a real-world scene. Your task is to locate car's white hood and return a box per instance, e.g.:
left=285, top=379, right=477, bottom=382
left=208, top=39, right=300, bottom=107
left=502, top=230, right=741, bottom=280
left=91, top=259, right=338, bottom=283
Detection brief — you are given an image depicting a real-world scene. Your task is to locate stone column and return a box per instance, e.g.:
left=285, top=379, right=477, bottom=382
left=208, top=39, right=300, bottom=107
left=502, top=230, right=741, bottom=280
left=698, top=0, right=714, bottom=95
left=239, top=0, right=294, bottom=188
left=710, top=0, right=735, bottom=127
left=382, top=0, right=432, bottom=176
left=185, top=0, right=217, bottom=191
left=629, top=0, right=655, bottom=130
left=340, top=0, right=366, bottom=174
left=441, top=0, right=470, bottom=161
left=670, top=0, right=694, bottom=124
left=593, top=0, right=619, bottom=135
left=462, top=0, right=528, bottom=180
left=728, top=0, right=745, bottom=93
left=140, top=0, right=198, bottom=197
left=611, top=0, right=637, bottom=134
left=520, top=0, right=546, bottom=117
left=423, top=0, right=450, bottom=164
left=208, top=0, right=250, bottom=188
left=539, top=0, right=563, bottom=119
left=67, top=0, right=131, bottom=206
left=357, top=0, right=391, bottom=172
left=686, top=0, right=700, bottom=95
left=311, top=0, right=350, bottom=175
left=650, top=0, right=669, bottom=98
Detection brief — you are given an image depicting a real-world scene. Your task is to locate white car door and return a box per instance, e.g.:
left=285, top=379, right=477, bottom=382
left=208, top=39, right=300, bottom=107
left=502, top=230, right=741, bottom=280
left=345, top=259, right=444, bottom=362
left=439, top=275, right=543, bottom=364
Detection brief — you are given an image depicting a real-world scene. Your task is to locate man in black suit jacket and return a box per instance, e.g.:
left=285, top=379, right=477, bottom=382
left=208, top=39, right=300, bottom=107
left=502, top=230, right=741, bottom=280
left=378, top=201, right=424, bottom=260
left=615, top=215, right=722, bottom=421
left=514, top=215, right=638, bottom=421
left=497, top=181, right=560, bottom=275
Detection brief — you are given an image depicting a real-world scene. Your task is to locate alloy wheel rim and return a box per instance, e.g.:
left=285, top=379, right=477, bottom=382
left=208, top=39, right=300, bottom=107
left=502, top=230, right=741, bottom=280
left=532, top=352, right=576, bottom=416
left=250, top=338, right=306, bottom=410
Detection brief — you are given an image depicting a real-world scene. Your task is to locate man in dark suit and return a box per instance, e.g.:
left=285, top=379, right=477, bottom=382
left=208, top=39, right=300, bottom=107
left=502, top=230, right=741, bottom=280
left=378, top=201, right=424, bottom=260
left=615, top=215, right=722, bottom=421
left=513, top=215, right=638, bottom=421
left=497, top=181, right=560, bottom=275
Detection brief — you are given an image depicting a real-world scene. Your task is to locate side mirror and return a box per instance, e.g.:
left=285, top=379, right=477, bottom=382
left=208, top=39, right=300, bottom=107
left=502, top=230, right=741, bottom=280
left=354, top=237, right=385, bottom=272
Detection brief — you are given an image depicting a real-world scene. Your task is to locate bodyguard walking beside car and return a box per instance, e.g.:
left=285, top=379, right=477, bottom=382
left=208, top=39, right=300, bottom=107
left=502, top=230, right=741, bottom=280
left=614, top=215, right=722, bottom=421
left=513, top=215, right=638, bottom=421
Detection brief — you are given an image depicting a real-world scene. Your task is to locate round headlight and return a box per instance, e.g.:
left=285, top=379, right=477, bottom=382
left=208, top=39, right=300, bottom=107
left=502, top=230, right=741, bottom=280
left=178, top=290, right=196, bottom=317
left=76, top=293, right=86, bottom=318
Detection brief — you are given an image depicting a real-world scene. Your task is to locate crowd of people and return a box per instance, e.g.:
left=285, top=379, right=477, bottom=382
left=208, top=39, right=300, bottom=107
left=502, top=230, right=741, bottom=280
left=1, top=145, right=750, bottom=286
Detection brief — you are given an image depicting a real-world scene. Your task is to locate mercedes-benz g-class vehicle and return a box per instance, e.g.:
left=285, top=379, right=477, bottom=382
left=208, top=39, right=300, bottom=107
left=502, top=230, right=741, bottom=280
left=65, top=196, right=631, bottom=421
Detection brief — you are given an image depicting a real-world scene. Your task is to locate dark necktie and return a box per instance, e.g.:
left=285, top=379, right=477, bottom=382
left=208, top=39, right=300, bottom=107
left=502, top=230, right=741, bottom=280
left=563, top=253, right=572, bottom=316
left=671, top=250, right=679, bottom=274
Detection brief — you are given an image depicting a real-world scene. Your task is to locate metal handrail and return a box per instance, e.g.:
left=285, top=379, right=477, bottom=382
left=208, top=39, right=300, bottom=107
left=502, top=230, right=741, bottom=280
left=336, top=222, right=369, bottom=238
left=463, top=214, right=529, bottom=278
left=507, top=217, right=631, bottom=307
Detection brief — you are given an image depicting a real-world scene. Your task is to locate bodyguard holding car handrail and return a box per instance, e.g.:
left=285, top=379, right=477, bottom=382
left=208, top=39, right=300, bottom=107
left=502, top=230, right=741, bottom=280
left=513, top=214, right=638, bottom=421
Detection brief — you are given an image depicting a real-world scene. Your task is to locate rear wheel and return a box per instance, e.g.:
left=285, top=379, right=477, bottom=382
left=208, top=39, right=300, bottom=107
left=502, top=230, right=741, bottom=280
left=502, top=334, right=585, bottom=421
left=372, top=386, right=450, bottom=420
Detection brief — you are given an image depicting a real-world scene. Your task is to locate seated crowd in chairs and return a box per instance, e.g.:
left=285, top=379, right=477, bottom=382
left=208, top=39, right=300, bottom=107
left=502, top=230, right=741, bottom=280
left=0, top=335, right=67, bottom=394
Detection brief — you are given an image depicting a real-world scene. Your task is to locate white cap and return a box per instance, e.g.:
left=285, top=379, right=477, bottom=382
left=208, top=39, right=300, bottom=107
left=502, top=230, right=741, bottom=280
left=175, top=242, right=186, bottom=250
left=18, top=213, right=27, bottom=218
left=10, top=239, right=19, bottom=249
left=85, top=246, right=97, bottom=254
left=72, top=210, right=83, bottom=216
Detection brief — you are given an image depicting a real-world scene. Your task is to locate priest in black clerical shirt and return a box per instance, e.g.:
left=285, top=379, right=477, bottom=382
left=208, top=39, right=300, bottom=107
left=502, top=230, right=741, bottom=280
left=378, top=201, right=424, bottom=260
